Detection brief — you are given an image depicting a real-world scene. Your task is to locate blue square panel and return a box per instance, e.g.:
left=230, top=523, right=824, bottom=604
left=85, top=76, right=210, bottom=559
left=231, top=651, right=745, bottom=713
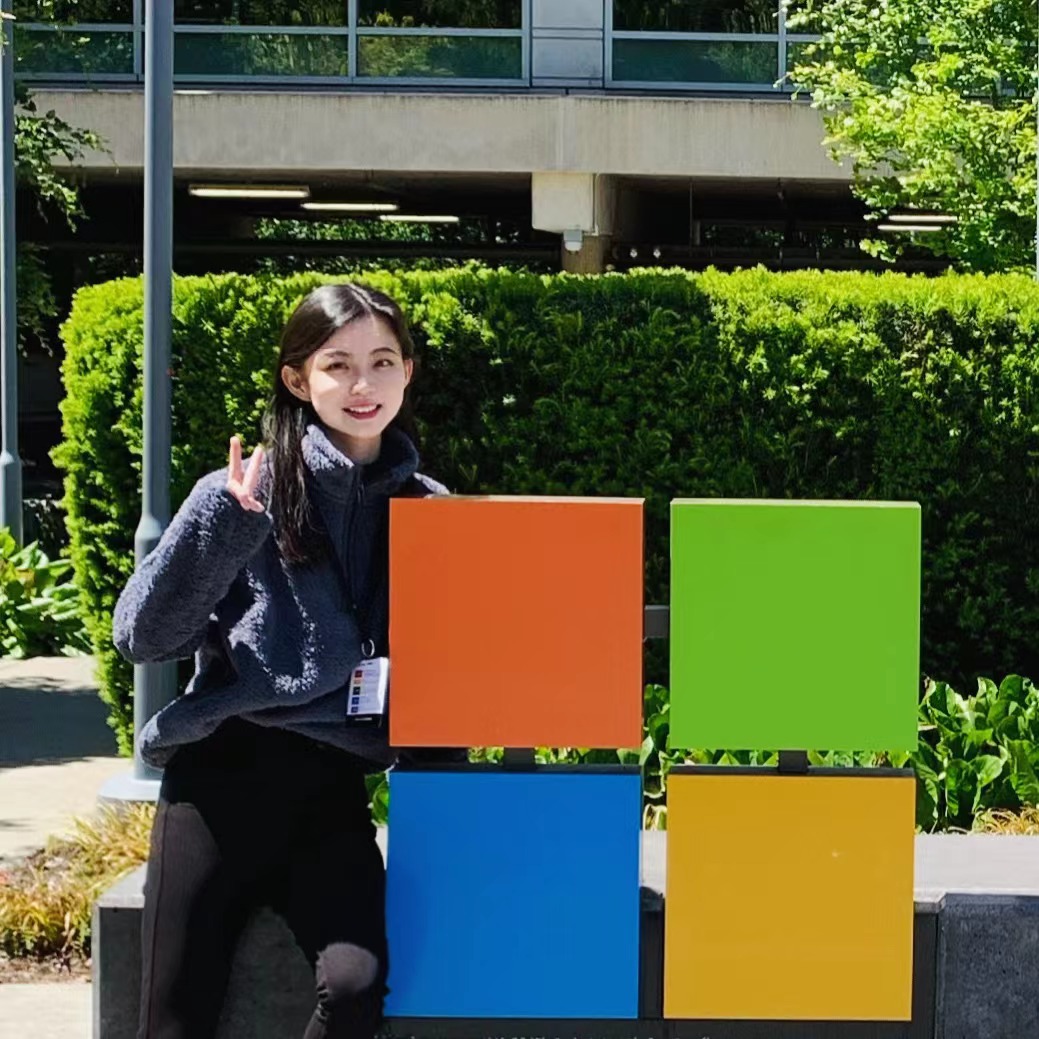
left=385, top=770, right=642, bottom=1019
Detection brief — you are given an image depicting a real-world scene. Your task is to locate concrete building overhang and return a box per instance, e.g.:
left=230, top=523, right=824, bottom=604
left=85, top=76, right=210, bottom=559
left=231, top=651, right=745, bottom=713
left=33, top=88, right=850, bottom=185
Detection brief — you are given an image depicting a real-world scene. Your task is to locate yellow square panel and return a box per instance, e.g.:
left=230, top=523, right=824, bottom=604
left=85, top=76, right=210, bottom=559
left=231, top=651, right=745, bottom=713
left=664, top=772, right=915, bottom=1021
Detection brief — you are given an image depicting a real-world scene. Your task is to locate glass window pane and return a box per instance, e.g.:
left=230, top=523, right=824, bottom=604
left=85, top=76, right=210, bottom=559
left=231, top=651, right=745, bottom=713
left=613, top=0, right=778, bottom=35
left=784, top=39, right=816, bottom=85
left=15, top=25, right=135, bottom=73
left=358, top=33, right=520, bottom=77
left=13, top=0, right=133, bottom=21
left=613, top=39, right=778, bottom=84
left=175, top=31, right=349, bottom=75
left=174, top=2, right=348, bottom=26
left=358, top=1, right=521, bottom=29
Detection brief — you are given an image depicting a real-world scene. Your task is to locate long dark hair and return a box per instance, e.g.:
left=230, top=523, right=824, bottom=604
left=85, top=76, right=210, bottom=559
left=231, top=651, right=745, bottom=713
left=261, top=282, right=419, bottom=566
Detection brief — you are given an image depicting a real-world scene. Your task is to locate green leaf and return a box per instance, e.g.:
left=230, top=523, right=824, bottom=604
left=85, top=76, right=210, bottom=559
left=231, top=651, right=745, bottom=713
left=1007, top=741, right=1039, bottom=807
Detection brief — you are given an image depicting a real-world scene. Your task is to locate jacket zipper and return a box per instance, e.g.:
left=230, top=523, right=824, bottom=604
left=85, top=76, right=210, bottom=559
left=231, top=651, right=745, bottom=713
left=345, top=474, right=364, bottom=613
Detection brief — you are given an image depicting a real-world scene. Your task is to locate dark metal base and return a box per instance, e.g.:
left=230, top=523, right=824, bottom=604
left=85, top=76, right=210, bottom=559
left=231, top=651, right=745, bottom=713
left=385, top=1018, right=914, bottom=1039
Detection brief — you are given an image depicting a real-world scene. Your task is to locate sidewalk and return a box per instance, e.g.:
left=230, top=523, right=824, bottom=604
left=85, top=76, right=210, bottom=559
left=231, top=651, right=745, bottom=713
left=0, top=655, right=126, bottom=1039
left=0, top=655, right=125, bottom=865
left=0, top=983, right=91, bottom=1039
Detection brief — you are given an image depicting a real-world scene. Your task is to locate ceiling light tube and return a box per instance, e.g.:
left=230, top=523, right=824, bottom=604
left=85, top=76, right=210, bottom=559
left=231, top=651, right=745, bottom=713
left=379, top=214, right=461, bottom=224
left=886, top=212, right=957, bottom=225
left=189, top=184, right=311, bottom=200
left=302, top=202, right=400, bottom=213
left=876, top=222, right=945, bottom=233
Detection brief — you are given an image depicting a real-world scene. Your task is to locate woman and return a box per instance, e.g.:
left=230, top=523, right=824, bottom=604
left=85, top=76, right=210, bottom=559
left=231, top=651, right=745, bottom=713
left=113, top=282, right=447, bottom=1039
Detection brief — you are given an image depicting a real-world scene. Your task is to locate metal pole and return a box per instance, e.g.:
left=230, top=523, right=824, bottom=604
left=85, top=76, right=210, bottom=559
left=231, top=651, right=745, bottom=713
left=103, top=0, right=176, bottom=801
left=133, top=0, right=177, bottom=787
left=0, top=0, right=22, bottom=544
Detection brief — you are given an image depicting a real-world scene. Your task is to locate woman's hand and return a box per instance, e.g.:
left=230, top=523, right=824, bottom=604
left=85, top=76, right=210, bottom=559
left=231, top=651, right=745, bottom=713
left=227, top=436, right=266, bottom=513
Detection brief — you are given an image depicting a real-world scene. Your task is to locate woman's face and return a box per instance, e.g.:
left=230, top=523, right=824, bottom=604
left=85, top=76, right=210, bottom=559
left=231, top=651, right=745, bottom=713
left=282, top=315, right=413, bottom=464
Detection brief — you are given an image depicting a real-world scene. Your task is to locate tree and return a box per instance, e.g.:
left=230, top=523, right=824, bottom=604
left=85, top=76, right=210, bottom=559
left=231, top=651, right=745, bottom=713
left=1, top=8, right=105, bottom=346
left=787, top=0, right=1038, bottom=272
left=8, top=72, right=103, bottom=349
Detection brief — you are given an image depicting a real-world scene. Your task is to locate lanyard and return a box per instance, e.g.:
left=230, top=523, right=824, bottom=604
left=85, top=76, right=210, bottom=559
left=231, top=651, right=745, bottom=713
left=314, top=479, right=388, bottom=661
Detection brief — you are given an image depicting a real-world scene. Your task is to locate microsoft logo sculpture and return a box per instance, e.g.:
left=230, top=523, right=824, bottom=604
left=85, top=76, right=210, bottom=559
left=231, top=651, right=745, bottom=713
left=384, top=496, right=919, bottom=1023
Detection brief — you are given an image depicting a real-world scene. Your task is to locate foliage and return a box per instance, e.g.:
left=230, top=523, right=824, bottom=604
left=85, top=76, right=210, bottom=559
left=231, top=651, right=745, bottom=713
left=251, top=217, right=518, bottom=277
left=15, top=86, right=102, bottom=222
left=653, top=673, right=1039, bottom=834
left=23, top=495, right=69, bottom=558
left=974, top=806, right=1039, bottom=834
left=356, top=1, right=521, bottom=29
left=913, top=674, right=1039, bottom=831
left=359, top=15, right=520, bottom=78
left=0, top=804, right=153, bottom=962
left=1, top=9, right=106, bottom=347
left=614, top=0, right=777, bottom=33
left=12, top=1, right=132, bottom=19
left=0, top=527, right=89, bottom=658
left=56, top=266, right=1039, bottom=753
left=370, top=673, right=1039, bottom=834
left=5, top=69, right=105, bottom=349
left=787, top=0, right=1038, bottom=271
left=17, top=0, right=519, bottom=27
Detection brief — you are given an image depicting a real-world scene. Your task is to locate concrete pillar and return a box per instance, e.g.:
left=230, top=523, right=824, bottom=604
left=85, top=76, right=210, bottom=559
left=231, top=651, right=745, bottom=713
left=561, top=234, right=610, bottom=274
left=532, top=172, right=617, bottom=274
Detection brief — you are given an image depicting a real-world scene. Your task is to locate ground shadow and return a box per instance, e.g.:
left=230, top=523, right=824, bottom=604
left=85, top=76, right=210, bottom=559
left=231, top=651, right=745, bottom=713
left=0, top=684, right=117, bottom=765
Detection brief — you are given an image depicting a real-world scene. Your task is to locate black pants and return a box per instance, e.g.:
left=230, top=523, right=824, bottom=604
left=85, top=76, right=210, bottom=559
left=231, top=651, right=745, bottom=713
left=137, top=719, right=388, bottom=1039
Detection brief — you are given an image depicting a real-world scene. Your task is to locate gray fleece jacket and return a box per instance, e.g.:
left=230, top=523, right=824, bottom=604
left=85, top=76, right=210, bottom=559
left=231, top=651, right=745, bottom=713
left=113, top=423, right=447, bottom=769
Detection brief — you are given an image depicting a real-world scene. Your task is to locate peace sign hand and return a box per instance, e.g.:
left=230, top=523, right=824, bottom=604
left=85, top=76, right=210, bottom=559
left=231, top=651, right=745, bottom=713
left=227, top=436, right=266, bottom=513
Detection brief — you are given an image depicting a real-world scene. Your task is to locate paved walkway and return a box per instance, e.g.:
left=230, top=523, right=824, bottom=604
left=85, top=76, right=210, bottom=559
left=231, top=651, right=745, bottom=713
left=0, top=655, right=124, bottom=1039
left=0, top=983, right=91, bottom=1039
left=0, top=655, right=125, bottom=865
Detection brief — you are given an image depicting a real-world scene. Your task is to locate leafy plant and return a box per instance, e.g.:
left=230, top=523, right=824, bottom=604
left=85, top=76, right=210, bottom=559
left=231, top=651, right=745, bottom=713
left=637, top=674, right=1039, bottom=833
left=13, top=83, right=105, bottom=351
left=0, top=803, right=153, bottom=963
left=0, top=527, right=90, bottom=658
left=913, top=674, right=1039, bottom=831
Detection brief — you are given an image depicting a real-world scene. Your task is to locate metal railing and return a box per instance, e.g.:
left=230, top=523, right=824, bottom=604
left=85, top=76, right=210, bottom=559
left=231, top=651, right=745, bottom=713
left=605, top=3, right=820, bottom=93
left=12, top=1, right=820, bottom=92
left=13, top=0, right=532, bottom=87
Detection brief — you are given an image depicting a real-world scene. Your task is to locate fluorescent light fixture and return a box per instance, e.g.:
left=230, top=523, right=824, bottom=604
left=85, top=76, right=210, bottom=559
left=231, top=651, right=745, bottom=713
left=886, top=212, right=957, bottom=225
left=189, top=184, right=310, bottom=200
left=379, top=214, right=461, bottom=224
left=302, top=201, right=400, bottom=213
left=877, top=222, right=945, bottom=233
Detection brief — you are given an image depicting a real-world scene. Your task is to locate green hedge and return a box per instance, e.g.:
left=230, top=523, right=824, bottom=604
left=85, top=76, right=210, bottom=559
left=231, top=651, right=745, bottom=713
left=55, top=267, right=1039, bottom=754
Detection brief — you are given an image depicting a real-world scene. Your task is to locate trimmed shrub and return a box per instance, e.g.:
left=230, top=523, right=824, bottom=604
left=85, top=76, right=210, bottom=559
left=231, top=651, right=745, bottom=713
left=55, top=267, right=1039, bottom=753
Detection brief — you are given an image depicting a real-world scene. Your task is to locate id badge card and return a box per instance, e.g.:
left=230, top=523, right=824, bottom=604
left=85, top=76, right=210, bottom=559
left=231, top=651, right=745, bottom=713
left=346, top=657, right=389, bottom=725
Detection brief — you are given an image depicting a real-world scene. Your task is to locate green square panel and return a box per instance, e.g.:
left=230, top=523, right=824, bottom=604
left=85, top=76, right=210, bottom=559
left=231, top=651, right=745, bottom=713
left=670, top=499, right=920, bottom=752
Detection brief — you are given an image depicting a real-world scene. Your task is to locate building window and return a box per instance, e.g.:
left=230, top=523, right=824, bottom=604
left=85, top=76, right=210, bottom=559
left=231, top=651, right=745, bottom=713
left=357, top=1, right=522, bottom=30
left=13, top=0, right=134, bottom=20
left=173, top=2, right=349, bottom=26
left=613, top=0, right=779, bottom=37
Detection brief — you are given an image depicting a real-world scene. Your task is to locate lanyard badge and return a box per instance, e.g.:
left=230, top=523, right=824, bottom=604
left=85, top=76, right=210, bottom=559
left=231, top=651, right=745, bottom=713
left=346, top=655, right=389, bottom=725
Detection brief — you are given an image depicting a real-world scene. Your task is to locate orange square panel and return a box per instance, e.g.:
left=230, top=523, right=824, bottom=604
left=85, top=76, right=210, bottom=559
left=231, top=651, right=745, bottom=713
left=389, top=496, right=644, bottom=748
